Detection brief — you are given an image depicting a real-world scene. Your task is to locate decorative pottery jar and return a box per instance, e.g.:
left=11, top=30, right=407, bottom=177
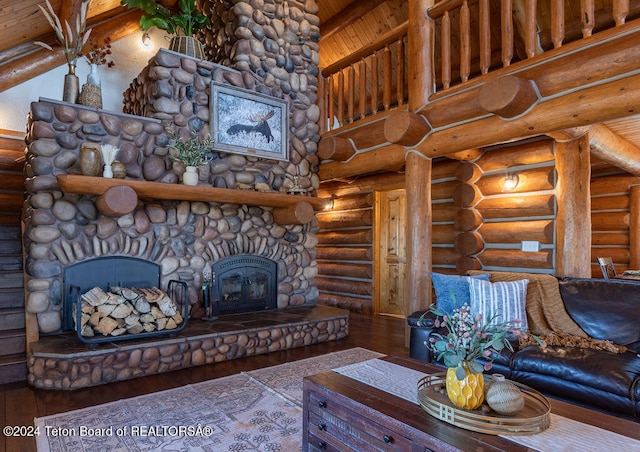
left=485, top=374, right=525, bottom=415
left=445, top=362, right=485, bottom=410
left=183, top=166, right=199, bottom=185
left=111, top=160, right=127, bottom=179
left=79, top=147, right=102, bottom=176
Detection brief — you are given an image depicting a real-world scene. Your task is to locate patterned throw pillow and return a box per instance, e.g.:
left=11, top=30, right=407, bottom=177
left=431, top=272, right=490, bottom=314
left=468, top=278, right=529, bottom=331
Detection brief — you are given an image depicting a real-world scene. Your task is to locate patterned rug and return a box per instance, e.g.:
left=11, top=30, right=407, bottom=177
left=34, top=347, right=384, bottom=452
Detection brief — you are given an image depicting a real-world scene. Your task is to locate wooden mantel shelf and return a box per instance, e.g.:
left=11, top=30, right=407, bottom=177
left=57, top=175, right=330, bottom=211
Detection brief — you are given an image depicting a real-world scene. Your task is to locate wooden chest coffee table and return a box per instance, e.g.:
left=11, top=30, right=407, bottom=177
left=302, top=355, right=640, bottom=451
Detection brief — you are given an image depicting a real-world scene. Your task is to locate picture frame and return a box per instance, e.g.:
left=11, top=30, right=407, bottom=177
left=210, top=82, right=289, bottom=161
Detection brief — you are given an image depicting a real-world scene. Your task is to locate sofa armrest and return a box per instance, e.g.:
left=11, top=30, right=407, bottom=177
left=407, top=310, right=436, bottom=362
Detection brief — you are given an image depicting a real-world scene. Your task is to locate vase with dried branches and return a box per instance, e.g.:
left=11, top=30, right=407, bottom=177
left=35, top=0, right=92, bottom=103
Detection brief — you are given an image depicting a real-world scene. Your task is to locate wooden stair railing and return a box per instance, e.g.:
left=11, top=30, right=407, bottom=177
left=319, top=23, right=409, bottom=133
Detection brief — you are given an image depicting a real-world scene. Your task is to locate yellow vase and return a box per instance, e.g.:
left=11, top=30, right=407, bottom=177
left=445, top=363, right=485, bottom=410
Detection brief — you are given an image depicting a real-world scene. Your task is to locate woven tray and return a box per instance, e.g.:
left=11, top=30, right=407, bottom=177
left=417, top=373, right=551, bottom=435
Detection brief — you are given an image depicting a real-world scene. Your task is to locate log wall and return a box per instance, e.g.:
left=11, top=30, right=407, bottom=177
left=451, top=137, right=557, bottom=274
left=316, top=137, right=561, bottom=312
left=590, top=174, right=640, bottom=276
left=317, top=134, right=640, bottom=313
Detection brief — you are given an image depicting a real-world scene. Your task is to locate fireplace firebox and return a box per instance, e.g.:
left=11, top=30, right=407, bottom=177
left=208, top=255, right=278, bottom=315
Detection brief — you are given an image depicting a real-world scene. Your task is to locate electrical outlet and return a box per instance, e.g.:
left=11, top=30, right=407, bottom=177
left=521, top=241, right=540, bottom=252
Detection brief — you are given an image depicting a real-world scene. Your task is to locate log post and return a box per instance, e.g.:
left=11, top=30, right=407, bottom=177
left=555, top=134, right=591, bottom=277
left=96, top=186, right=138, bottom=217
left=478, top=75, right=539, bottom=118
left=404, top=151, right=432, bottom=330
left=402, top=0, right=435, bottom=346
left=272, top=201, right=315, bottom=225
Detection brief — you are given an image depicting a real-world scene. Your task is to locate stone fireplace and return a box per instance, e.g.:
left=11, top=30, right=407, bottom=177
left=22, top=0, right=340, bottom=389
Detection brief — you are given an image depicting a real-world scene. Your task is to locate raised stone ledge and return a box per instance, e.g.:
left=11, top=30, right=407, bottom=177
left=27, top=305, right=348, bottom=390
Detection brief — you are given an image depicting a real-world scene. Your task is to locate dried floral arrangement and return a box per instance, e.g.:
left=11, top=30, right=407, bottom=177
left=34, top=0, right=92, bottom=67
left=82, top=36, right=115, bottom=67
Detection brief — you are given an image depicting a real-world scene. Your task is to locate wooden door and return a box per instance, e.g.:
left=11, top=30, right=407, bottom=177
left=375, top=188, right=406, bottom=317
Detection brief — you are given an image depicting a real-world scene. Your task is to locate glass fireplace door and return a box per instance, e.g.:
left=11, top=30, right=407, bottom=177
left=213, top=255, right=277, bottom=314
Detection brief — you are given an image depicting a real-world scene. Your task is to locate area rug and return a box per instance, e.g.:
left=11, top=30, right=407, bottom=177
left=34, top=347, right=384, bottom=452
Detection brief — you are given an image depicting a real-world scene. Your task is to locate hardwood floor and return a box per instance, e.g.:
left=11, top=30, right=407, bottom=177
left=1, top=312, right=407, bottom=452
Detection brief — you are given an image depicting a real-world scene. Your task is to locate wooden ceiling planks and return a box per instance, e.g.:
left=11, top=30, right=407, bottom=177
left=0, top=0, right=123, bottom=57
left=318, top=0, right=407, bottom=68
left=0, top=0, right=57, bottom=54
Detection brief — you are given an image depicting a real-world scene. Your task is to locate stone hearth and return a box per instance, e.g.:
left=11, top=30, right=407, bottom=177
left=28, top=305, right=348, bottom=390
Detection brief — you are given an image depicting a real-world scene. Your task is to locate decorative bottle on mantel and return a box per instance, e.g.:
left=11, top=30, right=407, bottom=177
left=79, top=63, right=103, bottom=109
left=63, top=64, right=80, bottom=104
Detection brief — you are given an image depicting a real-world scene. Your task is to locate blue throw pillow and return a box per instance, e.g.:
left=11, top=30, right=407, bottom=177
left=431, top=272, right=490, bottom=314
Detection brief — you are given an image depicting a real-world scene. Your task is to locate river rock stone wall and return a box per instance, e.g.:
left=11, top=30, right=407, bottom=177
left=24, top=61, right=319, bottom=340
left=24, top=0, right=322, bottom=350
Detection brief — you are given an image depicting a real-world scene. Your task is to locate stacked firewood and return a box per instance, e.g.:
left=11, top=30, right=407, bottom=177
left=76, top=286, right=184, bottom=337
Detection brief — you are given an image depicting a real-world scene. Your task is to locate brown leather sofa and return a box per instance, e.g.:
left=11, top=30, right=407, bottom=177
left=408, top=272, right=640, bottom=421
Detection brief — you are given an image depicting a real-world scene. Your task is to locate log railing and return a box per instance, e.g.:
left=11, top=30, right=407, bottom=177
left=318, top=1, right=638, bottom=134
left=429, top=0, right=638, bottom=91
left=319, top=23, right=409, bottom=133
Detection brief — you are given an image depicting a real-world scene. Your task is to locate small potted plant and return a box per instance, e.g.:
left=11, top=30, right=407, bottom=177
left=120, top=0, right=209, bottom=59
left=167, top=128, right=214, bottom=185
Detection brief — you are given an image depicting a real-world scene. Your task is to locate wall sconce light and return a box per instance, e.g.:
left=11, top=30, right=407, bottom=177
left=323, top=198, right=334, bottom=210
left=503, top=170, right=519, bottom=191
left=141, top=32, right=152, bottom=48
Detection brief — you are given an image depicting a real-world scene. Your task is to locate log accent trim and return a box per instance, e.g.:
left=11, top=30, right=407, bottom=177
left=272, top=201, right=315, bottom=225
left=383, top=111, right=431, bottom=146
left=96, top=185, right=138, bottom=217
left=478, top=75, right=539, bottom=118
left=318, top=136, right=356, bottom=161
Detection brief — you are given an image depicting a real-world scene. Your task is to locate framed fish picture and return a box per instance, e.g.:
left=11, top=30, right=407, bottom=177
left=210, top=82, right=289, bottom=161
